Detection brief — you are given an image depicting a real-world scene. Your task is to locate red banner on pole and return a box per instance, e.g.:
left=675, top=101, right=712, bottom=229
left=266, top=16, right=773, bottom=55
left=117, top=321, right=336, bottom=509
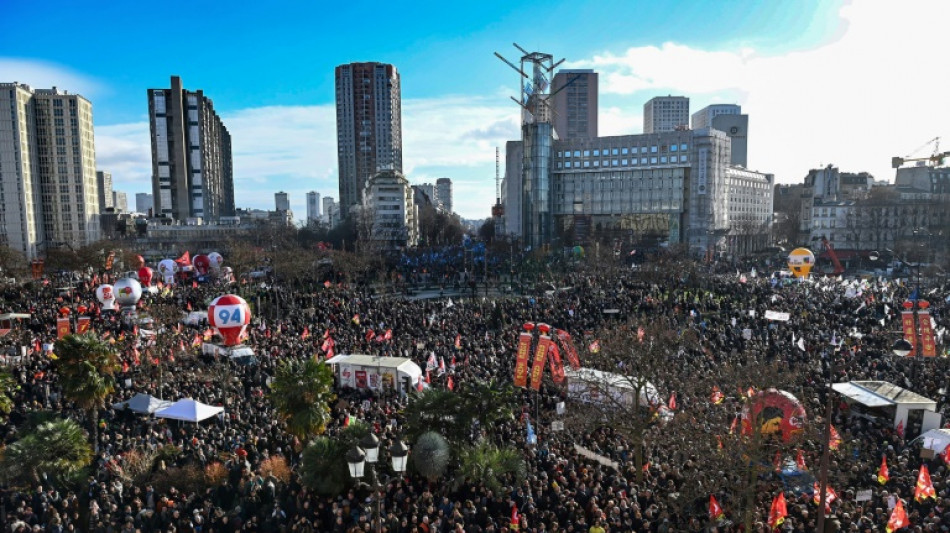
left=57, top=317, right=71, bottom=339
left=547, top=342, right=566, bottom=384
left=919, top=310, right=937, bottom=357
left=513, top=333, right=532, bottom=388
left=529, top=335, right=551, bottom=390
left=77, top=316, right=91, bottom=334
left=901, top=311, right=917, bottom=356
left=555, top=329, right=581, bottom=370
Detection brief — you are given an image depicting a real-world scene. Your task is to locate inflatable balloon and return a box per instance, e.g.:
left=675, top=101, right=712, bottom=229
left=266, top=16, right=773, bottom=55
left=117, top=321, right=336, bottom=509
left=208, top=294, right=251, bottom=346
left=59, top=306, right=70, bottom=316
left=96, top=284, right=116, bottom=311
left=787, top=248, right=815, bottom=278
left=77, top=305, right=87, bottom=314
left=158, top=259, right=178, bottom=285
left=113, top=278, right=143, bottom=308
left=741, top=388, right=806, bottom=443
left=137, top=266, right=153, bottom=287
left=193, top=255, right=211, bottom=276
left=207, top=252, right=224, bottom=271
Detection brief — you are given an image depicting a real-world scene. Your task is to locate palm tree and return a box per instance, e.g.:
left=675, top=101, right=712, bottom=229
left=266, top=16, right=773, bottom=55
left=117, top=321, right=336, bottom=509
left=268, top=358, right=336, bottom=441
left=0, top=370, right=17, bottom=421
left=0, top=418, right=93, bottom=486
left=299, top=421, right=369, bottom=497
left=54, top=334, right=120, bottom=449
left=412, top=431, right=450, bottom=482
left=453, top=443, right=526, bottom=493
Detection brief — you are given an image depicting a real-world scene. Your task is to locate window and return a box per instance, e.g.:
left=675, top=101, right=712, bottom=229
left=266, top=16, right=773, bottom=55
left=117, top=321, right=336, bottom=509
left=612, top=149, right=619, bottom=155
left=622, top=148, right=629, bottom=155
left=651, top=146, right=657, bottom=153
left=593, top=150, right=599, bottom=156
left=564, top=162, right=571, bottom=169
left=641, top=147, right=647, bottom=153
left=681, top=144, right=688, bottom=151
left=583, top=150, right=590, bottom=157
left=584, top=161, right=590, bottom=167
left=612, top=160, right=619, bottom=166
left=651, top=157, right=658, bottom=164
left=573, top=151, right=580, bottom=157
left=671, top=144, right=678, bottom=152
left=622, top=159, right=628, bottom=165
left=661, top=157, right=667, bottom=163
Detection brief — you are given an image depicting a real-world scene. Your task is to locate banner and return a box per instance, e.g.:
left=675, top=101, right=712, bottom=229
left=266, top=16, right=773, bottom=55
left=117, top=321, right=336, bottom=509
left=555, top=329, right=581, bottom=370
left=513, top=333, right=532, bottom=388
left=76, top=316, right=91, bottom=334
left=764, top=310, right=790, bottom=322
left=104, top=251, right=115, bottom=271
left=57, top=317, right=71, bottom=339
left=919, top=310, right=937, bottom=357
left=30, top=259, right=44, bottom=280
left=529, top=335, right=551, bottom=390
left=547, top=342, right=566, bottom=384
left=901, top=311, right=917, bottom=356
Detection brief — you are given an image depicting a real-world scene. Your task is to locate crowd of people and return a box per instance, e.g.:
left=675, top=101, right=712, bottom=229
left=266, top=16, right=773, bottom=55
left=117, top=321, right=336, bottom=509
left=0, top=250, right=948, bottom=532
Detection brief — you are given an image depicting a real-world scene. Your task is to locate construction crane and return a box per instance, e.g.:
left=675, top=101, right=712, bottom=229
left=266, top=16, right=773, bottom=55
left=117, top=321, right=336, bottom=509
left=819, top=237, right=845, bottom=275
left=891, top=136, right=950, bottom=168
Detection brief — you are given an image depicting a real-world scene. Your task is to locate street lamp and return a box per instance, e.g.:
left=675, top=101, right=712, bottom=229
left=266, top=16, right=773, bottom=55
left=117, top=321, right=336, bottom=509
left=892, top=338, right=913, bottom=358
left=347, top=436, right=410, bottom=533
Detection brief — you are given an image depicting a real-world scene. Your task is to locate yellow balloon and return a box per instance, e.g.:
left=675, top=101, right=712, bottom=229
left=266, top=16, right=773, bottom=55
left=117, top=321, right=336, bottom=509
left=787, top=248, right=815, bottom=278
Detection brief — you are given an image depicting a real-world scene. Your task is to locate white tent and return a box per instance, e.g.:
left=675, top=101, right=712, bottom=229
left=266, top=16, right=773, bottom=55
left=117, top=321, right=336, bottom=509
left=112, top=393, right=173, bottom=414
left=154, top=398, right=224, bottom=422
left=564, top=367, right=660, bottom=409
left=833, top=380, right=940, bottom=434
left=326, top=354, right=422, bottom=394
left=917, top=429, right=950, bottom=454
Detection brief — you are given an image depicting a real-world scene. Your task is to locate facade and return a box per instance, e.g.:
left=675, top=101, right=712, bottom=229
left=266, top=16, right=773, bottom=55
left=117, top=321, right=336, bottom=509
left=690, top=104, right=741, bottom=129
left=551, top=70, right=598, bottom=140
left=643, top=96, right=689, bottom=134
left=723, top=166, right=774, bottom=257
left=322, top=196, right=339, bottom=226
left=97, top=171, right=114, bottom=210
left=361, top=170, right=418, bottom=248
left=415, top=183, right=435, bottom=205
left=799, top=165, right=874, bottom=247
left=306, top=191, right=321, bottom=225
left=275, top=191, right=290, bottom=212
left=436, top=178, right=453, bottom=213
left=0, top=83, right=101, bottom=260
left=135, top=193, right=154, bottom=215
left=148, top=76, right=234, bottom=223
left=112, top=191, right=128, bottom=213
left=335, top=62, right=402, bottom=219
left=692, top=104, right=748, bottom=167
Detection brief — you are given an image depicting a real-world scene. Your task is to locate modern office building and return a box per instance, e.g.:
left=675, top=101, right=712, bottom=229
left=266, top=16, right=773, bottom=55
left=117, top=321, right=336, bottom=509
left=692, top=104, right=749, bottom=167
left=551, top=70, right=598, bottom=140
left=97, top=171, right=114, bottom=211
left=435, top=178, right=453, bottom=213
left=275, top=191, right=290, bottom=212
left=112, top=191, right=128, bottom=213
left=362, top=170, right=418, bottom=248
left=0, top=83, right=101, bottom=260
left=415, top=183, right=435, bottom=205
left=148, top=76, right=234, bottom=223
left=335, top=62, right=402, bottom=218
left=306, top=191, right=321, bottom=225
left=135, top=193, right=154, bottom=215
left=322, top=196, right=339, bottom=226
left=643, top=96, right=689, bottom=134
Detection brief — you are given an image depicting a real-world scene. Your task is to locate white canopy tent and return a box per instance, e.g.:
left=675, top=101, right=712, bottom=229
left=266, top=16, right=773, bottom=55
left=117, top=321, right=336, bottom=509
left=112, top=393, right=173, bottom=414
left=325, top=354, right=423, bottom=394
left=917, top=429, right=950, bottom=454
left=564, top=367, right=661, bottom=409
left=832, top=380, right=940, bottom=435
left=154, top=398, right=224, bottom=422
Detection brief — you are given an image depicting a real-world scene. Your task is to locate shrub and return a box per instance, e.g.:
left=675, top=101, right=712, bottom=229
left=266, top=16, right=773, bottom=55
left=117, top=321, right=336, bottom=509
left=259, top=456, right=292, bottom=484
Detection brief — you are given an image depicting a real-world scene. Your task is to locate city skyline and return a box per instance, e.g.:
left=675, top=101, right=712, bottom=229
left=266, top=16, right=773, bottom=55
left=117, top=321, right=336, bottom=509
left=2, top=0, right=948, bottom=219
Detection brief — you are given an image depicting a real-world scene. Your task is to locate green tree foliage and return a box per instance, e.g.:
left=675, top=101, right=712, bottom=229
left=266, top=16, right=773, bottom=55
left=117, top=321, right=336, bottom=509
left=269, top=358, right=336, bottom=441
left=0, top=418, right=93, bottom=487
left=412, top=431, right=450, bottom=482
left=403, top=380, right=517, bottom=444
left=0, top=370, right=17, bottom=420
left=54, top=334, right=120, bottom=448
left=453, top=443, right=525, bottom=493
left=299, top=421, right=369, bottom=497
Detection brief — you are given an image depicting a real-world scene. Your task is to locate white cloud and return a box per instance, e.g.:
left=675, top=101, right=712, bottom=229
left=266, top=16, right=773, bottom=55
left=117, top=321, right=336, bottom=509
left=0, top=58, right=103, bottom=97
left=570, top=1, right=950, bottom=184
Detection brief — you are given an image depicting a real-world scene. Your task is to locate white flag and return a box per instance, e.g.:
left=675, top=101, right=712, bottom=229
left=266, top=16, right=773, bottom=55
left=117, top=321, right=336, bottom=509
left=797, top=337, right=806, bottom=351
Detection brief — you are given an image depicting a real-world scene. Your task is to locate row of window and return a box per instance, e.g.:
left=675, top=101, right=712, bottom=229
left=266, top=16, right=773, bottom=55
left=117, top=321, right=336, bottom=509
left=559, top=156, right=688, bottom=169
left=558, top=144, right=688, bottom=158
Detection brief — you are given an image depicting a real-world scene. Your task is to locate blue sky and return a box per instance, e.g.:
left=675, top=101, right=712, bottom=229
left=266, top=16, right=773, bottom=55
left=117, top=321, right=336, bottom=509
left=3, top=0, right=948, bottom=219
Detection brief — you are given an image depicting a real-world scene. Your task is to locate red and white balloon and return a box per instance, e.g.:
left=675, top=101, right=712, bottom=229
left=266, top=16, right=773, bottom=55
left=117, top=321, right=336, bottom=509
left=208, top=294, right=251, bottom=346
left=96, top=284, right=116, bottom=311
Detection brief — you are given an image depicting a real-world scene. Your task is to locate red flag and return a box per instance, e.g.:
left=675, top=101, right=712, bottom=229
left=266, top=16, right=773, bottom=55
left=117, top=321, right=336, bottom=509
left=813, top=482, right=837, bottom=512
left=878, top=456, right=890, bottom=485
left=351, top=314, right=360, bottom=325
left=447, top=376, right=454, bottom=391
left=896, top=419, right=905, bottom=439
left=324, top=280, right=331, bottom=288
left=729, top=415, right=738, bottom=435
left=454, top=334, right=461, bottom=349
left=322, top=337, right=335, bottom=353
left=716, top=435, right=723, bottom=450
left=773, top=450, right=782, bottom=471
left=554, top=329, right=581, bottom=370
left=384, top=329, right=393, bottom=341
left=416, top=376, right=424, bottom=392
left=187, top=301, right=192, bottom=311
left=708, top=495, right=724, bottom=520
left=192, top=334, right=201, bottom=347
left=915, top=464, right=936, bottom=502
left=667, top=392, right=677, bottom=411
left=122, top=361, right=130, bottom=373
left=588, top=340, right=600, bottom=353
left=425, top=371, right=431, bottom=384
left=796, top=449, right=807, bottom=470
left=343, top=415, right=351, bottom=428
left=637, top=326, right=645, bottom=342
left=710, top=386, right=724, bottom=404
left=830, top=425, right=842, bottom=450
left=510, top=505, right=520, bottom=531
left=768, top=493, right=787, bottom=530
left=941, top=446, right=950, bottom=465
left=547, top=343, right=566, bottom=384
left=301, top=327, right=310, bottom=340
left=886, top=499, right=909, bottom=532
left=192, top=280, right=198, bottom=289
left=365, top=329, right=375, bottom=342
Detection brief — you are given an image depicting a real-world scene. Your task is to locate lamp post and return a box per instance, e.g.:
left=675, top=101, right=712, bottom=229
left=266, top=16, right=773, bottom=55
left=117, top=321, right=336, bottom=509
left=347, top=434, right=410, bottom=533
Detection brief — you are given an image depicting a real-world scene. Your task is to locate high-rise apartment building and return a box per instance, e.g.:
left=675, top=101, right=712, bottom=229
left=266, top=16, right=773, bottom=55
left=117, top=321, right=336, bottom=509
left=436, top=178, right=453, bottom=213
left=112, top=191, right=128, bottom=213
left=136, top=193, right=154, bottom=215
left=306, top=191, right=321, bottom=225
left=643, top=96, right=689, bottom=133
left=148, top=76, right=234, bottom=222
left=335, top=62, right=402, bottom=219
left=552, top=70, right=598, bottom=140
left=275, top=191, right=290, bottom=212
left=0, top=83, right=101, bottom=260
left=96, top=171, right=114, bottom=210
left=692, top=104, right=748, bottom=167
